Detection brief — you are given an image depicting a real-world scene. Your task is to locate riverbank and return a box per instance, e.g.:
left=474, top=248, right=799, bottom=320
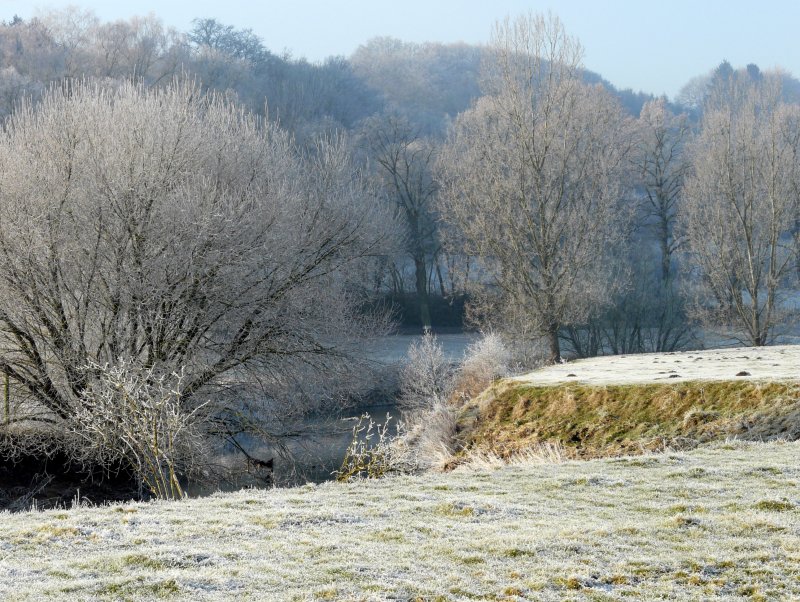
left=454, top=345, right=800, bottom=459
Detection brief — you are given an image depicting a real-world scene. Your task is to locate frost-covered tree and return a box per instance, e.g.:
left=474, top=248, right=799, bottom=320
left=0, top=80, right=394, bottom=450
left=438, top=13, right=633, bottom=362
left=682, top=74, right=800, bottom=345
left=635, top=98, right=691, bottom=282
left=361, top=113, right=439, bottom=330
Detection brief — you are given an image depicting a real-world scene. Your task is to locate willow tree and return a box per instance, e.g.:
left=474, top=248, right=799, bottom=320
left=682, top=74, right=800, bottom=345
left=0, top=80, right=393, bottom=457
left=438, top=14, right=633, bottom=362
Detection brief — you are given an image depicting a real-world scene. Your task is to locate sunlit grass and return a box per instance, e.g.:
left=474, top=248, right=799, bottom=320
left=460, top=379, right=800, bottom=458
left=1, top=439, right=799, bottom=600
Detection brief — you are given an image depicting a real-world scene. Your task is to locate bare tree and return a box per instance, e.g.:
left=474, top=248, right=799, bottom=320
left=0, top=80, right=395, bottom=469
left=90, top=14, right=184, bottom=84
left=361, top=113, right=438, bottom=330
left=437, top=13, right=633, bottom=362
left=635, top=98, right=691, bottom=282
left=0, top=16, right=65, bottom=97
left=590, top=98, right=696, bottom=354
left=35, top=6, right=98, bottom=78
left=681, top=74, right=800, bottom=345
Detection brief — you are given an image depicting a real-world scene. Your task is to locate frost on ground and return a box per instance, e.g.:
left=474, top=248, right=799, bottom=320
left=511, top=344, right=800, bottom=386
left=2, top=440, right=800, bottom=600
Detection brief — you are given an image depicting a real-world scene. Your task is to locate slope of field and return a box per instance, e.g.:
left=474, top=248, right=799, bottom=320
left=1, top=440, right=799, bottom=600
left=458, top=346, right=800, bottom=458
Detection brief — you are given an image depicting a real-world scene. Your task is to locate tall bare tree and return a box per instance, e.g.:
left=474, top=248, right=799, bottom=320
left=0, top=80, right=394, bottom=446
left=438, top=13, right=633, bottom=362
left=595, top=98, right=696, bottom=354
left=682, top=74, right=800, bottom=345
left=635, top=98, right=691, bottom=282
left=362, top=113, right=438, bottom=330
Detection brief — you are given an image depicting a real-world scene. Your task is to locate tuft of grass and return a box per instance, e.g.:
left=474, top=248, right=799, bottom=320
left=553, top=576, right=583, bottom=590
left=368, top=529, right=405, bottom=543
left=122, top=554, right=167, bottom=570
left=754, top=499, right=795, bottom=512
left=458, top=556, right=485, bottom=565
left=98, top=578, right=180, bottom=599
left=434, top=502, right=474, bottom=517
left=36, top=524, right=80, bottom=539
left=250, top=516, right=276, bottom=529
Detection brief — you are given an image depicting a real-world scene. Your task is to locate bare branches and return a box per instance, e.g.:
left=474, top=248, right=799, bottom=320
left=0, top=80, right=395, bottom=478
left=438, top=14, right=633, bottom=362
left=361, top=112, right=439, bottom=329
left=68, top=361, right=207, bottom=499
left=681, top=74, right=800, bottom=345
left=634, top=98, right=691, bottom=282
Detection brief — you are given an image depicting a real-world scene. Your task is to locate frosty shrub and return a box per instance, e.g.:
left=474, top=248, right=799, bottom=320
left=353, top=334, right=521, bottom=477
left=391, top=333, right=459, bottom=471
left=453, top=333, right=511, bottom=401
left=69, top=361, right=209, bottom=499
left=399, top=332, right=454, bottom=411
left=336, top=414, right=413, bottom=481
left=393, top=401, right=458, bottom=472
left=403, top=333, right=510, bottom=471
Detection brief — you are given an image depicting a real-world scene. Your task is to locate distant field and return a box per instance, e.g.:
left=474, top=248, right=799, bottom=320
left=1, top=439, right=799, bottom=600
left=511, top=344, right=800, bottom=386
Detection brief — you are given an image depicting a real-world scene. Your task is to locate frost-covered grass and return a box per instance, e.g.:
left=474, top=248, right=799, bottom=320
left=2, top=439, right=800, bottom=600
left=511, top=344, right=800, bottom=386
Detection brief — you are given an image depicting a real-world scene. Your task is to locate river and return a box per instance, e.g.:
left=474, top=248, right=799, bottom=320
left=274, top=333, right=475, bottom=485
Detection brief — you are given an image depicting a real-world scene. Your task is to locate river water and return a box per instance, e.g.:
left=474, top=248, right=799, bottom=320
left=274, top=333, right=475, bottom=485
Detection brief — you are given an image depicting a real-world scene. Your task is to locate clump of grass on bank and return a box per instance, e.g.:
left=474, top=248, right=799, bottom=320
left=458, top=379, right=800, bottom=458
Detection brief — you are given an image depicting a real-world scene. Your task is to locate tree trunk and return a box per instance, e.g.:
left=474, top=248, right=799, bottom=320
left=3, top=372, right=8, bottom=426
left=546, top=325, right=561, bottom=364
left=660, top=217, right=671, bottom=283
left=435, top=256, right=447, bottom=297
left=414, top=255, right=432, bottom=331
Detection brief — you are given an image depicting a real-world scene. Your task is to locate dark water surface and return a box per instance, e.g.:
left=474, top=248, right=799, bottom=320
left=258, top=333, right=475, bottom=486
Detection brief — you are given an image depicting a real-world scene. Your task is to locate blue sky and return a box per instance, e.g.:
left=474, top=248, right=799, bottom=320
left=2, top=0, right=799, bottom=100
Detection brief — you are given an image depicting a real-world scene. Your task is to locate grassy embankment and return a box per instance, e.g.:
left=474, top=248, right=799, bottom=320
left=457, top=379, right=800, bottom=459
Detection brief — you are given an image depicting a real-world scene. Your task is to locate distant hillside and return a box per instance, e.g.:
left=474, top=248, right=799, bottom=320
left=349, top=36, right=656, bottom=134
